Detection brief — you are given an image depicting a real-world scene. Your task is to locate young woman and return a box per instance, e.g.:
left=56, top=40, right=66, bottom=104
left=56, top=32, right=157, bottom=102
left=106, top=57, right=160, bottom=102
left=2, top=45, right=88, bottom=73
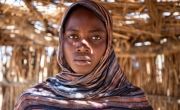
left=14, top=0, right=153, bottom=110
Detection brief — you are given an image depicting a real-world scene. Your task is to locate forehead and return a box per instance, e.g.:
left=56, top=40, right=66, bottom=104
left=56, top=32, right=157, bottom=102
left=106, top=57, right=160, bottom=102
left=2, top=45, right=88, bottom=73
left=67, top=6, right=102, bottom=21
left=64, top=6, right=106, bottom=32
left=69, top=6, right=98, bottom=18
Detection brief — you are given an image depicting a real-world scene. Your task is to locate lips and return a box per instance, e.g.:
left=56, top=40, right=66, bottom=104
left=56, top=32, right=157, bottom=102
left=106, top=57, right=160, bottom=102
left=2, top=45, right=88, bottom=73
left=73, top=55, right=92, bottom=66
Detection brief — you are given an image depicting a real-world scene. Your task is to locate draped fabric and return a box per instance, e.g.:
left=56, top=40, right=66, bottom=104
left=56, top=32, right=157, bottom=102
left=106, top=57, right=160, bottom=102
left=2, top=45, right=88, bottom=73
left=14, top=0, right=153, bottom=110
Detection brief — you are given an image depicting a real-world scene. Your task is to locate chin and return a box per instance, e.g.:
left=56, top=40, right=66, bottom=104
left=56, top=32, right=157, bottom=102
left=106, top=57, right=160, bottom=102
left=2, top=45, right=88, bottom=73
left=72, top=65, right=93, bottom=74
left=74, top=69, right=92, bottom=75
left=76, top=71, right=90, bottom=75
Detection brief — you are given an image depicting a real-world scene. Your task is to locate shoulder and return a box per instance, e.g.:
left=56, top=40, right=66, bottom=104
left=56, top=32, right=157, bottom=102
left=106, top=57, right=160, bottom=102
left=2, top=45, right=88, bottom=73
left=14, top=78, right=59, bottom=110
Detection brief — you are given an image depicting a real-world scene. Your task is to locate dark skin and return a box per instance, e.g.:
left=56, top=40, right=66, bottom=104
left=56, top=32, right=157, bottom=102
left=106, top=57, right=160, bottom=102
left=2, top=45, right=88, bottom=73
left=63, top=7, right=107, bottom=75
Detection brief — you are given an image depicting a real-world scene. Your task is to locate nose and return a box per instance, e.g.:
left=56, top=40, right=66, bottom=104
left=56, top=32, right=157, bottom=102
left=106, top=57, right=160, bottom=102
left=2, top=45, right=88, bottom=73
left=75, top=39, right=90, bottom=53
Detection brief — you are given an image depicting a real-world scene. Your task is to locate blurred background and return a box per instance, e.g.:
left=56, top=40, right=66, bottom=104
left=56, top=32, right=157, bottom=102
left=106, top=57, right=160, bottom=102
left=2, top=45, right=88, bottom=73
left=0, top=0, right=180, bottom=110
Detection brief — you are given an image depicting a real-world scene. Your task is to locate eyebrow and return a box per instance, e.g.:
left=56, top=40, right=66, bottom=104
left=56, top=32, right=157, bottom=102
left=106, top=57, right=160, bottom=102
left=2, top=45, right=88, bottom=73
left=65, top=29, right=78, bottom=32
left=88, top=29, right=106, bottom=33
left=65, top=28, right=106, bottom=33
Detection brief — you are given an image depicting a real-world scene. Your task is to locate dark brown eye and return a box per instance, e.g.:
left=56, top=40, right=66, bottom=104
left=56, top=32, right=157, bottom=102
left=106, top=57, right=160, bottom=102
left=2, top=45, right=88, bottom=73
left=91, top=35, right=101, bottom=40
left=67, top=35, right=79, bottom=39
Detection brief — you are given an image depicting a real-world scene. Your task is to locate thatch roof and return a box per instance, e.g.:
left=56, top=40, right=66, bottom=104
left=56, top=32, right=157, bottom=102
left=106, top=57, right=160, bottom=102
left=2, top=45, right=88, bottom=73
left=1, top=0, right=180, bottom=56
left=0, top=0, right=180, bottom=110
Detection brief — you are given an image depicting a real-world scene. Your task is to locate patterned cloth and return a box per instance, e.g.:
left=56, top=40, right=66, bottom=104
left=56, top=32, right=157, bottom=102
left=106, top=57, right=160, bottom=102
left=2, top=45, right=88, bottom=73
left=14, top=0, right=153, bottom=110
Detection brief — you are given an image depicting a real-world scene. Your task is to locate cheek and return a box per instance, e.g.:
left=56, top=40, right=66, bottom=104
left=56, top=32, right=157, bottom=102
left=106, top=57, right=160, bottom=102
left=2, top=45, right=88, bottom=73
left=63, top=40, right=75, bottom=51
left=93, top=42, right=106, bottom=58
left=63, top=41, right=74, bottom=60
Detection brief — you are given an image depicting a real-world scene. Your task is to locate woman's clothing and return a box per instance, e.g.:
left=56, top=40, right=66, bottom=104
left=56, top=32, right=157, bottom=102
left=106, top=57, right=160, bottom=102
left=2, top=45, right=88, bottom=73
left=15, top=76, right=152, bottom=110
left=14, top=0, right=153, bottom=110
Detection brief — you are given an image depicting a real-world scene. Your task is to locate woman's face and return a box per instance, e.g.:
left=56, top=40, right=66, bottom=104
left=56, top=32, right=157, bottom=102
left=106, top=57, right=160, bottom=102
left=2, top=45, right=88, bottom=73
left=63, top=7, right=107, bottom=75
